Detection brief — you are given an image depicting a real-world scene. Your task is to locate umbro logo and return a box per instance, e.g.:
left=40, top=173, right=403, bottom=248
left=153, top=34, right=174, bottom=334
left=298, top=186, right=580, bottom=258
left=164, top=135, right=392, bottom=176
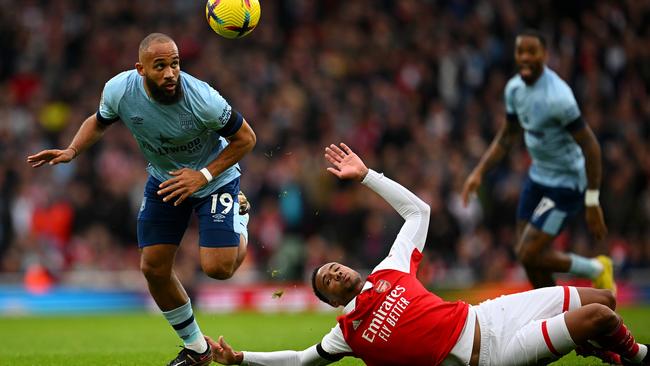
left=130, top=116, right=144, bottom=124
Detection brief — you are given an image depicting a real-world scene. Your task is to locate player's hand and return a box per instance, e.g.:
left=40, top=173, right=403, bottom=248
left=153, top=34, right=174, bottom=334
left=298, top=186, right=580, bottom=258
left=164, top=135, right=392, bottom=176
left=157, top=168, right=206, bottom=206
left=26, top=148, right=76, bottom=167
left=206, top=335, right=243, bottom=365
left=461, top=170, right=482, bottom=207
left=585, top=205, right=607, bottom=240
left=324, top=142, right=369, bottom=181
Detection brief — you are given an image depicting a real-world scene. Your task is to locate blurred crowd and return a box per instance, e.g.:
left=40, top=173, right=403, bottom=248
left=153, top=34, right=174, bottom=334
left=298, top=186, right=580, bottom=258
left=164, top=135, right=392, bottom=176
left=1, top=0, right=649, bottom=288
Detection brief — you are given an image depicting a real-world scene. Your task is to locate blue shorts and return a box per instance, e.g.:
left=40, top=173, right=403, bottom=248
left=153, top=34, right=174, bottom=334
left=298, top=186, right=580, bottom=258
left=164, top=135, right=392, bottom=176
left=516, top=176, right=583, bottom=236
left=137, top=176, right=241, bottom=248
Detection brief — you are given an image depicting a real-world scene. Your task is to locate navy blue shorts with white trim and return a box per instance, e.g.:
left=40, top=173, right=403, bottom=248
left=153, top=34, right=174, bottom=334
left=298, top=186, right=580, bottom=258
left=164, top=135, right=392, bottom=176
left=137, top=175, right=241, bottom=248
left=516, top=175, right=583, bottom=236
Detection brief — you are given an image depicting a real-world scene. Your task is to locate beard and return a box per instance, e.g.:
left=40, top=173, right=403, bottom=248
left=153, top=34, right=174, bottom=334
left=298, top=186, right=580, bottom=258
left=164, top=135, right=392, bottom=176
left=145, top=74, right=183, bottom=105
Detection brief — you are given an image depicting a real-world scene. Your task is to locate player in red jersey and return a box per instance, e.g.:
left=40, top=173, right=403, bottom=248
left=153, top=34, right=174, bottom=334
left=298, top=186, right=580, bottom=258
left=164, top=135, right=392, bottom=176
left=208, top=143, right=648, bottom=366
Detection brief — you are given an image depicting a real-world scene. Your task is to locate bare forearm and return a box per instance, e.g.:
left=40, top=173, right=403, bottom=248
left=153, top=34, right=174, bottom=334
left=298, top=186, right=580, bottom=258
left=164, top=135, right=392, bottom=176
left=204, top=134, right=255, bottom=177
left=571, top=125, right=602, bottom=190
left=581, top=134, right=602, bottom=190
left=69, top=114, right=109, bottom=155
left=475, top=141, right=508, bottom=176
left=473, top=125, right=517, bottom=175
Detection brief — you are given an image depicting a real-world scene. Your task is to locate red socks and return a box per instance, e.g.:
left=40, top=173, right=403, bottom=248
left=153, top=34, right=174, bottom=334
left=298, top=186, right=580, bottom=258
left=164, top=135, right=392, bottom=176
left=596, top=322, right=643, bottom=362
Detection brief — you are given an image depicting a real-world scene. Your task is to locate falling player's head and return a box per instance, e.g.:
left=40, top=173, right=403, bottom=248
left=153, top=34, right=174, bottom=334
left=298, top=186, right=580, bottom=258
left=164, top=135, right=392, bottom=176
left=311, top=262, right=364, bottom=307
left=515, top=29, right=547, bottom=85
left=136, top=33, right=182, bottom=105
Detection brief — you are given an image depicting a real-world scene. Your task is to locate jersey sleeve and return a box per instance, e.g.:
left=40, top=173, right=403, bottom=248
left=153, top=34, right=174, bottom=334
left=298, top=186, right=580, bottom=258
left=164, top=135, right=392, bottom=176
left=193, top=82, right=243, bottom=137
left=554, top=83, right=581, bottom=127
left=361, top=170, right=431, bottom=274
left=240, top=325, right=349, bottom=365
left=242, top=344, right=343, bottom=366
left=319, top=324, right=352, bottom=356
left=97, top=72, right=129, bottom=125
left=241, top=345, right=332, bottom=366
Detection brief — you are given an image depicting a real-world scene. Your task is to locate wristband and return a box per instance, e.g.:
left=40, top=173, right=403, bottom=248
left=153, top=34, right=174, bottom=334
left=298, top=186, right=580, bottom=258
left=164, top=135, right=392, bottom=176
left=200, top=168, right=213, bottom=183
left=585, top=189, right=600, bottom=207
left=68, top=146, right=79, bottom=158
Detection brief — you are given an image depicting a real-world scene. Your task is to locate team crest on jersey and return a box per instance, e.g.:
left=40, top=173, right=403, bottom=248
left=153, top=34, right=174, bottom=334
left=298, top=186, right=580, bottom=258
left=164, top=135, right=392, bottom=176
left=375, top=280, right=391, bottom=293
left=352, top=320, right=362, bottom=330
left=179, top=113, right=194, bottom=130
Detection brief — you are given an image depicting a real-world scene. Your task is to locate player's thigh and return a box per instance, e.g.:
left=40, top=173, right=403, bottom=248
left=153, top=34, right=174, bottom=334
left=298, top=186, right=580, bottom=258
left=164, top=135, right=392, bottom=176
left=477, top=287, right=580, bottom=365
left=476, top=286, right=580, bottom=339
left=199, top=246, right=239, bottom=273
left=137, top=176, right=193, bottom=248
left=195, top=177, right=241, bottom=258
left=481, top=286, right=580, bottom=322
left=499, top=313, right=574, bottom=366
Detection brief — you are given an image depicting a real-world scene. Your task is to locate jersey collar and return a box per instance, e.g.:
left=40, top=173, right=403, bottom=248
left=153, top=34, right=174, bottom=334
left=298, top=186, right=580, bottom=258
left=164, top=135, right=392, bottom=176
left=342, top=281, right=373, bottom=314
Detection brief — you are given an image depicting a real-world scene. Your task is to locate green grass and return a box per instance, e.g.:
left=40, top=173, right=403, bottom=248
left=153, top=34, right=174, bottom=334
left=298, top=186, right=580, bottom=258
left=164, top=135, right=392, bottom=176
left=1, top=307, right=649, bottom=365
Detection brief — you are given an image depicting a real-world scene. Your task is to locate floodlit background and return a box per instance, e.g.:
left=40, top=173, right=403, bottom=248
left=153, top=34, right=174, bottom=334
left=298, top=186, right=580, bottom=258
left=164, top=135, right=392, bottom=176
left=0, top=0, right=649, bottom=316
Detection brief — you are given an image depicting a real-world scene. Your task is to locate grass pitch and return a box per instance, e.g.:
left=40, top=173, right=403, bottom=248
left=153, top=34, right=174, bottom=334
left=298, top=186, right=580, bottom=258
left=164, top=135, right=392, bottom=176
left=1, top=307, right=649, bottom=365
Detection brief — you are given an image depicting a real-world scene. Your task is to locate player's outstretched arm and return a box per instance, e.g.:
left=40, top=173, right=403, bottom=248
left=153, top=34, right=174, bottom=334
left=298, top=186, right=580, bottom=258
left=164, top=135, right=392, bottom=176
left=461, top=118, right=522, bottom=206
left=207, top=336, right=332, bottom=366
left=325, top=143, right=429, bottom=220
left=326, top=143, right=430, bottom=259
left=570, top=124, right=608, bottom=240
left=27, top=113, right=109, bottom=167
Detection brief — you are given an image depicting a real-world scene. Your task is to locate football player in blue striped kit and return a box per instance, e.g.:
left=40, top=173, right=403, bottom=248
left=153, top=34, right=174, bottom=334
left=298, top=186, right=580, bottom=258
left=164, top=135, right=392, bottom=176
left=462, top=30, right=615, bottom=293
left=28, top=33, right=254, bottom=366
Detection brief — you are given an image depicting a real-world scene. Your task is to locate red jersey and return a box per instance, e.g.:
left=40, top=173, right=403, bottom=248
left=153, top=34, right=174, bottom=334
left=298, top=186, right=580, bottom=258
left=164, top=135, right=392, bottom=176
left=315, top=171, right=470, bottom=365
left=337, top=250, right=469, bottom=366
left=242, top=171, right=472, bottom=366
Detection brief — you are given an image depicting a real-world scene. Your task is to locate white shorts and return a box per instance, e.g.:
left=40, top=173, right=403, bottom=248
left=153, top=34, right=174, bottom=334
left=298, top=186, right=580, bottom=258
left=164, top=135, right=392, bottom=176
left=474, top=286, right=581, bottom=366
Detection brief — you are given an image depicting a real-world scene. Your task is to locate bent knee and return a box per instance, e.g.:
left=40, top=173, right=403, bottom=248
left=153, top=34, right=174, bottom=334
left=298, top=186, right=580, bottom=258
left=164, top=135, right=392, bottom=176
left=140, top=259, right=172, bottom=282
left=594, top=288, right=617, bottom=310
left=586, top=303, right=619, bottom=331
left=202, top=261, right=236, bottom=280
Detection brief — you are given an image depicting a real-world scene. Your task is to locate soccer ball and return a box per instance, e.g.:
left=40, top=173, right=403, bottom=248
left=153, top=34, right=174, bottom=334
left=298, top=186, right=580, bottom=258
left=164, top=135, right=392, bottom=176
left=206, top=0, right=261, bottom=39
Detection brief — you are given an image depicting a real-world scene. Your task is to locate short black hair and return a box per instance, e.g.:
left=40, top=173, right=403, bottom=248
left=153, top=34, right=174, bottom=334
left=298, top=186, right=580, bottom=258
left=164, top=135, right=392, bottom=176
left=517, top=29, right=547, bottom=48
left=311, top=265, right=332, bottom=305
